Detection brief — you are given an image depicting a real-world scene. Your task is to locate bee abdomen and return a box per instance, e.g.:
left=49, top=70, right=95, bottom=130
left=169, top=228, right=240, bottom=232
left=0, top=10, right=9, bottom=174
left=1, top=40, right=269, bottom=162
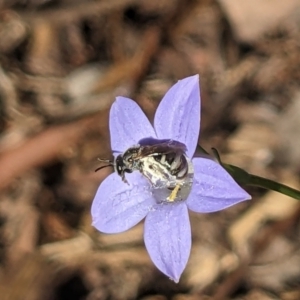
left=152, top=152, right=189, bottom=180
left=170, top=154, right=181, bottom=169
left=176, top=162, right=188, bottom=179
left=170, top=154, right=188, bottom=179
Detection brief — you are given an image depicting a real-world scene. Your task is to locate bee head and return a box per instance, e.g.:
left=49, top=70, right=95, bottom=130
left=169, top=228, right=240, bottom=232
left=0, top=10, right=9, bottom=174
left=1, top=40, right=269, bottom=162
left=115, top=154, right=133, bottom=176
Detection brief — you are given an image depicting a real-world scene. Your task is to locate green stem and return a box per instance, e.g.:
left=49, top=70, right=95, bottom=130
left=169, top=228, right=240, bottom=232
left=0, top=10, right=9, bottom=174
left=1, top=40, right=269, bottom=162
left=223, top=163, right=300, bottom=201
left=197, top=145, right=300, bottom=201
left=247, top=173, right=300, bottom=201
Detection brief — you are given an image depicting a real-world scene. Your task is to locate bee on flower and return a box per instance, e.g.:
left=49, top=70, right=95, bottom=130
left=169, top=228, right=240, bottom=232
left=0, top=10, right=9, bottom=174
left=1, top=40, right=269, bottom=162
left=91, top=75, right=251, bottom=282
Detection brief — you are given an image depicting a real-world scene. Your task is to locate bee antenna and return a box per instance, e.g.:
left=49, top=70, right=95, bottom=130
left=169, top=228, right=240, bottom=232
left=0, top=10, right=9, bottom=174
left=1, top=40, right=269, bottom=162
left=95, top=157, right=115, bottom=172
left=97, top=158, right=113, bottom=163
left=95, top=164, right=114, bottom=172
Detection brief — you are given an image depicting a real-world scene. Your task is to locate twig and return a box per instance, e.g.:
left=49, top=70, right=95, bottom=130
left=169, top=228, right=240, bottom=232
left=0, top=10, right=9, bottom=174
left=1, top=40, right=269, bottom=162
left=20, top=0, right=141, bottom=25
left=212, top=207, right=300, bottom=300
left=0, top=114, right=100, bottom=191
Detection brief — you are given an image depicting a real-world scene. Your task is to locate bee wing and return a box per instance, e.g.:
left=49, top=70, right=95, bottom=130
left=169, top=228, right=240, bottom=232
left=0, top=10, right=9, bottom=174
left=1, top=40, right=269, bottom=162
left=138, top=140, right=187, bottom=157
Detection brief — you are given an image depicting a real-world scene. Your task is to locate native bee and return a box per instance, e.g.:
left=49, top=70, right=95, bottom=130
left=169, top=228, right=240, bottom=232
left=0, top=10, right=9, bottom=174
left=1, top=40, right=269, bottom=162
left=96, top=138, right=190, bottom=189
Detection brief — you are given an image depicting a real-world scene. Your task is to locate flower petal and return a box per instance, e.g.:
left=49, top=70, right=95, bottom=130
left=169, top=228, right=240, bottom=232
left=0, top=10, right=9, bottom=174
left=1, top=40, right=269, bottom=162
left=91, top=172, right=155, bottom=233
left=154, top=75, right=200, bottom=158
left=144, top=203, right=191, bottom=282
left=187, top=157, right=251, bottom=213
left=110, top=97, right=156, bottom=152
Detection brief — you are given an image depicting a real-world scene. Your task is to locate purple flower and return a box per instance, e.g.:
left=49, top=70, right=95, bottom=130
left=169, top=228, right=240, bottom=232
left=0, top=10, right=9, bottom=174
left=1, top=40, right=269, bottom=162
left=91, top=75, right=251, bottom=282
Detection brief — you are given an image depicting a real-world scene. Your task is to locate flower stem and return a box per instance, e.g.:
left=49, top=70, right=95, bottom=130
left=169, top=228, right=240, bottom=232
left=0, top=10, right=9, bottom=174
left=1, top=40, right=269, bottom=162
left=223, top=163, right=300, bottom=201
left=197, top=145, right=300, bottom=201
left=247, top=173, right=300, bottom=200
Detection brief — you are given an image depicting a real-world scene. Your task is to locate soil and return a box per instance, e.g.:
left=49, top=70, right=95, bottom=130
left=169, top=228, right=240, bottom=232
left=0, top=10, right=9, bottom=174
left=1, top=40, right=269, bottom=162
left=0, top=1, right=300, bottom=299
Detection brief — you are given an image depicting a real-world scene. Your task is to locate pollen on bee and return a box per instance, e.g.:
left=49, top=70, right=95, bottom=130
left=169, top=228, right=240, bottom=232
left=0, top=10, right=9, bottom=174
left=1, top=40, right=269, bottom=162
left=167, top=184, right=181, bottom=202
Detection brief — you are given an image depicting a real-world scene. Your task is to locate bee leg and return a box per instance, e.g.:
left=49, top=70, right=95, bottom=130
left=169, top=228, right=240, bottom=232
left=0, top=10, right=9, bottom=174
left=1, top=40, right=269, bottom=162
left=167, top=184, right=181, bottom=202
left=122, top=174, right=130, bottom=185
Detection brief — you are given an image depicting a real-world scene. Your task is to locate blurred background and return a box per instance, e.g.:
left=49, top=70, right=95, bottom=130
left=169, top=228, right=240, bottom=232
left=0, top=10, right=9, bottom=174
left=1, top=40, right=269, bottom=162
left=0, top=0, right=300, bottom=299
